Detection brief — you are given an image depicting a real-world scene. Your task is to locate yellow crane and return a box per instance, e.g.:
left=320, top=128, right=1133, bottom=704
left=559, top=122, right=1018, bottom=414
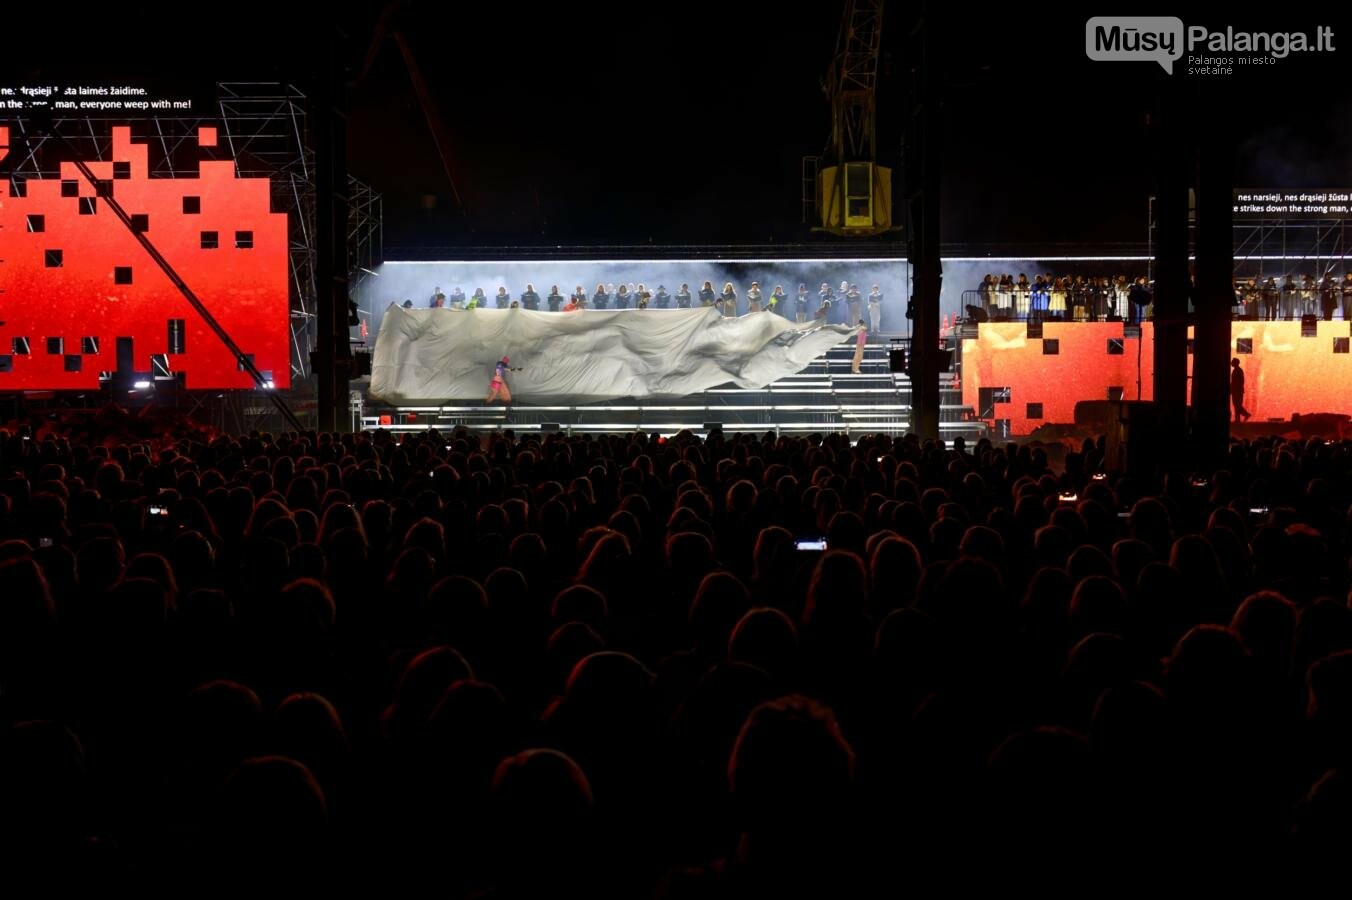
left=804, top=0, right=897, bottom=235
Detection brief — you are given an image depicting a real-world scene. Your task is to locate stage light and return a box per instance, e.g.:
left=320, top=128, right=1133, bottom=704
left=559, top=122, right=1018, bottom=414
left=263, top=380, right=275, bottom=389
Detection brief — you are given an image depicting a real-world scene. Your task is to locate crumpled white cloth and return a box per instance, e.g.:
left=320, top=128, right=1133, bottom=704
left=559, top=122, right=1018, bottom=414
left=369, top=305, right=857, bottom=402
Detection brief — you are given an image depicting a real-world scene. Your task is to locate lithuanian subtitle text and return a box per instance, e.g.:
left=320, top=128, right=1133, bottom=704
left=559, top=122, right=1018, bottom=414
left=0, top=84, right=193, bottom=112
left=1233, top=191, right=1352, bottom=218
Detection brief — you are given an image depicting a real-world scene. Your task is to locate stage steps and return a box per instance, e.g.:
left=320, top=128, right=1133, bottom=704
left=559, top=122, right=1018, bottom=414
left=362, top=341, right=982, bottom=438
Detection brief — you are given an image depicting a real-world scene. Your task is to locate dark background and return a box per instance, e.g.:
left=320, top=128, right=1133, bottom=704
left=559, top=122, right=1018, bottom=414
left=10, top=3, right=1351, bottom=253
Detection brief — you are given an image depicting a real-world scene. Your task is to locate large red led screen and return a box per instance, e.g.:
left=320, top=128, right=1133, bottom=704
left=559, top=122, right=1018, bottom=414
left=0, top=125, right=289, bottom=390
left=962, top=321, right=1352, bottom=436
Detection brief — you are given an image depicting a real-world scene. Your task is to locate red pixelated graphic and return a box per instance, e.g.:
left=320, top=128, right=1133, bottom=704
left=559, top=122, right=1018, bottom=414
left=0, top=125, right=289, bottom=390
left=962, top=321, right=1352, bottom=435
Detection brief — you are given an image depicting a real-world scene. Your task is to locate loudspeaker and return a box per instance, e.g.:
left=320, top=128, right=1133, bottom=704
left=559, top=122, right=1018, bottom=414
left=541, top=422, right=561, bottom=433
left=1104, top=400, right=1164, bottom=477
left=888, top=348, right=906, bottom=373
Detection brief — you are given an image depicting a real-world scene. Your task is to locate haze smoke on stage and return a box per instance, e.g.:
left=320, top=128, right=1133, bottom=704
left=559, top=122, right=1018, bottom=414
left=366, top=259, right=914, bottom=337
left=363, top=257, right=1159, bottom=338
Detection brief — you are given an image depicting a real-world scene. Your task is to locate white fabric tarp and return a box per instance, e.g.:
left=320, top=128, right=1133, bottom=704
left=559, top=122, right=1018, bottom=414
left=369, top=305, right=857, bottom=403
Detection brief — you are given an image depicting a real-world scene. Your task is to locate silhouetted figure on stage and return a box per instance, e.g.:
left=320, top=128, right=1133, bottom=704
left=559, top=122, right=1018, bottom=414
left=1231, top=357, right=1251, bottom=423
left=699, top=281, right=716, bottom=307
left=450, top=287, right=465, bottom=309
left=547, top=285, right=564, bottom=312
left=571, top=285, right=587, bottom=308
left=592, top=283, right=610, bottom=309
left=1128, top=277, right=1150, bottom=324
left=495, top=286, right=511, bottom=309
left=614, top=284, right=630, bottom=309
left=430, top=286, right=446, bottom=308
left=676, top=283, right=692, bottom=308
left=1321, top=274, right=1339, bottom=321
left=654, top=285, right=671, bottom=308
left=1262, top=277, right=1278, bottom=321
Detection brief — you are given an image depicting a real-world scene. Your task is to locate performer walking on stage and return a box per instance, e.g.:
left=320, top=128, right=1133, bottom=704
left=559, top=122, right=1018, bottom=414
left=486, top=356, right=521, bottom=404
left=795, top=283, right=810, bottom=323
left=1230, top=358, right=1251, bottom=423
left=850, top=319, right=868, bottom=374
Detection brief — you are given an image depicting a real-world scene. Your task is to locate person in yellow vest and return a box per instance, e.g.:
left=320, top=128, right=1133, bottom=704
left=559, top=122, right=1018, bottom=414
left=768, top=285, right=785, bottom=315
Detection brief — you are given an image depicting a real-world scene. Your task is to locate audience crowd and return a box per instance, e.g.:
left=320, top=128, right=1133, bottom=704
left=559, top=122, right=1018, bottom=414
left=2, top=424, right=1351, bottom=892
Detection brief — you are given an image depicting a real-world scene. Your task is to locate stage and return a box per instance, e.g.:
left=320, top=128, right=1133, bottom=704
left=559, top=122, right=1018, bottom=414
left=358, top=338, right=978, bottom=438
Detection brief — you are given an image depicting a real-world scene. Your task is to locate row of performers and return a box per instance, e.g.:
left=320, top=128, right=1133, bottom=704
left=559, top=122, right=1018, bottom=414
left=425, top=281, right=887, bottom=328
left=978, top=273, right=1352, bottom=321
left=1235, top=274, right=1352, bottom=320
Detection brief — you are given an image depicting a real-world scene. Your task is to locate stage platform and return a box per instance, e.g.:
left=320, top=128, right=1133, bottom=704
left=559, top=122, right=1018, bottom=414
left=358, top=340, right=983, bottom=438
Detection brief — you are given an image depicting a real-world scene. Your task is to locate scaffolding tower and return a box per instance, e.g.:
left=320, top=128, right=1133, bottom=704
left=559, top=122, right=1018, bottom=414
left=216, top=83, right=381, bottom=380
left=1147, top=193, right=1350, bottom=285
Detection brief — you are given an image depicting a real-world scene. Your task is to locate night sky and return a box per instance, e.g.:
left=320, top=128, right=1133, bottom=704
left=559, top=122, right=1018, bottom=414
left=13, top=3, right=1352, bottom=253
